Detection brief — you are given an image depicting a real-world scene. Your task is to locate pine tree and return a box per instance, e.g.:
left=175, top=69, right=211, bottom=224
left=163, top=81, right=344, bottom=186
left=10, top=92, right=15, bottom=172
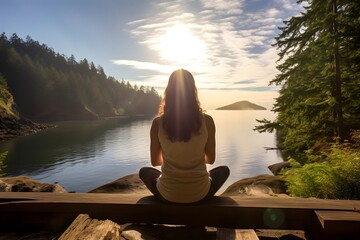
left=256, top=0, right=360, bottom=156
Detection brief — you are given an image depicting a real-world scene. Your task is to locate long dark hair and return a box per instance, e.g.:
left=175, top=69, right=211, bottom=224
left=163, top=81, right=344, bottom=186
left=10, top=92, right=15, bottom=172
left=158, top=69, right=204, bottom=142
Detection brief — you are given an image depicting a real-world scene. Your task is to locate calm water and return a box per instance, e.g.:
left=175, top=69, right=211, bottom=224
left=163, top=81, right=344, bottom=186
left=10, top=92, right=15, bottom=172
left=0, top=110, right=282, bottom=193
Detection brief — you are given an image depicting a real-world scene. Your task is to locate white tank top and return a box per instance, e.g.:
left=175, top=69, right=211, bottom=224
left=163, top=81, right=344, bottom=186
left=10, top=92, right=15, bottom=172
left=156, top=115, right=211, bottom=203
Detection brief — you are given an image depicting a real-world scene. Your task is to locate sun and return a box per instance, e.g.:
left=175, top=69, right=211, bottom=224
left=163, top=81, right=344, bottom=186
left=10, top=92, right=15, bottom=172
left=158, top=24, right=205, bottom=64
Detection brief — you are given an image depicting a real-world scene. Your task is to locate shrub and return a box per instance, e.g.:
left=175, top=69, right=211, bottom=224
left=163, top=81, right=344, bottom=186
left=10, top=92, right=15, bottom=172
left=281, top=144, right=360, bottom=199
left=0, top=151, right=7, bottom=177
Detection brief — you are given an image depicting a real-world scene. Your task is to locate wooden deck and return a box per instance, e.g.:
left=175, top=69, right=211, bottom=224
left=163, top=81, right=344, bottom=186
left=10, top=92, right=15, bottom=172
left=0, top=192, right=359, bottom=239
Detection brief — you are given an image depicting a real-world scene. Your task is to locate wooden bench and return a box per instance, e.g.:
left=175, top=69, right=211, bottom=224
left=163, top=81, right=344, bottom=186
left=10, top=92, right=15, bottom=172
left=0, top=192, right=359, bottom=239
left=312, top=210, right=360, bottom=239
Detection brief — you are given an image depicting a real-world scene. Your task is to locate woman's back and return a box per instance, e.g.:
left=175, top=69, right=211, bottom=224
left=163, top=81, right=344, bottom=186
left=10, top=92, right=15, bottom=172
left=156, top=115, right=211, bottom=203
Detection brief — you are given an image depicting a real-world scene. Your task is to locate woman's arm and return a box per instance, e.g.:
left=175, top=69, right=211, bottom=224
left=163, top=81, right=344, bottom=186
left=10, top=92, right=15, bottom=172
left=150, top=117, right=163, bottom=166
left=204, top=114, right=216, bottom=164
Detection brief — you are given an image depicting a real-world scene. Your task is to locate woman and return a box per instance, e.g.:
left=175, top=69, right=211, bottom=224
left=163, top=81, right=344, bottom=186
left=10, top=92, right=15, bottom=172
left=139, top=69, right=229, bottom=203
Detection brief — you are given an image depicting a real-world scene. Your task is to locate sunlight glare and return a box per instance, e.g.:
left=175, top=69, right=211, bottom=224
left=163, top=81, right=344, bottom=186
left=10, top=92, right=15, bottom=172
left=159, top=24, right=206, bottom=64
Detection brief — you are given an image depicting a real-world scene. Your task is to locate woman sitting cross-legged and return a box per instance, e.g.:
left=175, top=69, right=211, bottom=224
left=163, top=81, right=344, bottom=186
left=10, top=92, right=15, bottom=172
left=139, top=69, right=230, bottom=203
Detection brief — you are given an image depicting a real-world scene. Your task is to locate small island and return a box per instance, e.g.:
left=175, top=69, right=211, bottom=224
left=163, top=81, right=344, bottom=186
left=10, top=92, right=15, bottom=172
left=216, top=100, right=266, bottom=110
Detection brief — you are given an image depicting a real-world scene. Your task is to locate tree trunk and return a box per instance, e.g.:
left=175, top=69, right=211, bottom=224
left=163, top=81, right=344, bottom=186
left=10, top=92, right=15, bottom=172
left=331, top=0, right=344, bottom=142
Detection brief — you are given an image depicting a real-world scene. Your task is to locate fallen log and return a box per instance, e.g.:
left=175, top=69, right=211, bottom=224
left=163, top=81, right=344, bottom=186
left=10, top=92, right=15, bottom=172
left=58, top=214, right=122, bottom=240
left=217, top=228, right=259, bottom=240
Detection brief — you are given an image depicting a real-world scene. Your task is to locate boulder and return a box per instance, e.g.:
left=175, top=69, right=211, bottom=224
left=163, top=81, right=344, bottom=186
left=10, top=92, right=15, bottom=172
left=89, top=173, right=150, bottom=194
left=268, top=161, right=291, bottom=175
left=0, top=176, right=66, bottom=193
left=221, top=174, right=288, bottom=197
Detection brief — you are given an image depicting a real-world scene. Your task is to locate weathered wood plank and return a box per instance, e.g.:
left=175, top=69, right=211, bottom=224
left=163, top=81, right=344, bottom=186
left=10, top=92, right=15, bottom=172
left=217, top=229, right=259, bottom=240
left=316, top=210, right=360, bottom=227
left=0, top=202, right=313, bottom=231
left=0, top=192, right=359, bottom=234
left=1, top=192, right=360, bottom=210
left=58, top=214, right=122, bottom=240
left=315, top=210, right=360, bottom=239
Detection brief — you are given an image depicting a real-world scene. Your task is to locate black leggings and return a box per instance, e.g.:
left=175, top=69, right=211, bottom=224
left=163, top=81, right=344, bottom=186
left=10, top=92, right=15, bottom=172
left=139, top=165, right=230, bottom=203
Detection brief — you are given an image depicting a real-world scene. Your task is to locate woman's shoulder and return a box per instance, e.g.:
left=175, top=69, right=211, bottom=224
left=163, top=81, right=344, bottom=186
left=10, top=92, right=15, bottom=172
left=150, top=116, right=161, bottom=135
left=153, top=116, right=161, bottom=121
left=152, top=116, right=161, bottom=126
left=203, top=113, right=215, bottom=127
left=203, top=113, right=214, bottom=121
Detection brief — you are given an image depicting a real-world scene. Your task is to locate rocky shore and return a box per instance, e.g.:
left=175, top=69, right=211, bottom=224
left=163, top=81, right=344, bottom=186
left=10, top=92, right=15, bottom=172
left=87, top=172, right=288, bottom=198
left=0, top=116, right=50, bottom=141
left=0, top=161, right=290, bottom=196
left=0, top=176, right=66, bottom=192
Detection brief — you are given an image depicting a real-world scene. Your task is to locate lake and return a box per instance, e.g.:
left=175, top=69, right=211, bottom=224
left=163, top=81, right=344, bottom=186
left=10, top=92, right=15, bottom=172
left=0, top=110, right=282, bottom=193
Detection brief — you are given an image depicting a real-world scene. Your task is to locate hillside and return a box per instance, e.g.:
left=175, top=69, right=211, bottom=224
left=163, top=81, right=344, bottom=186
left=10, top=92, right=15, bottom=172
left=0, top=76, right=17, bottom=118
left=216, top=101, right=266, bottom=110
left=0, top=33, right=161, bottom=121
left=0, top=76, right=47, bottom=141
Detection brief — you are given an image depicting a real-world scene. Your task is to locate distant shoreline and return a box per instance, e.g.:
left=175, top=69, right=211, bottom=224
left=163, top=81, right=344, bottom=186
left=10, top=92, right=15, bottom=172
left=0, top=114, right=155, bottom=142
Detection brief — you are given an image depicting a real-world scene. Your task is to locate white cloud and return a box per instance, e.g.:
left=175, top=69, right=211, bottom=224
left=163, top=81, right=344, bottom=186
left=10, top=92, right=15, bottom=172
left=274, top=0, right=299, bottom=11
left=201, top=0, right=244, bottom=11
left=127, top=18, right=146, bottom=25
left=266, top=8, right=281, bottom=18
left=115, top=0, right=301, bottom=105
left=112, top=60, right=174, bottom=73
left=257, top=30, right=274, bottom=36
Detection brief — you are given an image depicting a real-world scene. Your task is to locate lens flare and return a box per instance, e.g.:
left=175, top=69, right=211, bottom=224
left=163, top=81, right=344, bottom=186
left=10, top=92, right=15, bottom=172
left=263, top=208, right=285, bottom=228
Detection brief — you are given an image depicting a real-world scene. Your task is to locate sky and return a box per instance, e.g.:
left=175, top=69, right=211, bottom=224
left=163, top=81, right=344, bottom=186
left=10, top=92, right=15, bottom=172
left=0, top=0, right=303, bottom=110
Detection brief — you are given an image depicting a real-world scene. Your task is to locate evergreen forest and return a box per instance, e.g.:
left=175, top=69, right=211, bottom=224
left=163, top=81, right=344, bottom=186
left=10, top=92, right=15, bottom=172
left=0, top=33, right=161, bottom=121
left=255, top=0, right=360, bottom=199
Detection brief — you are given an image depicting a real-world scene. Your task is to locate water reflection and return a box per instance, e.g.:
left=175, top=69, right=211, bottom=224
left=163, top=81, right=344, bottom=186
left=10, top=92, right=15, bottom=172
left=0, top=117, right=154, bottom=191
left=209, top=110, right=282, bottom=191
left=0, top=111, right=282, bottom=193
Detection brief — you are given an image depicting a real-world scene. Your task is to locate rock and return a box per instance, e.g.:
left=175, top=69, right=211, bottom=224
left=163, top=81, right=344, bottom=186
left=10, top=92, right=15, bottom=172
left=0, top=179, right=11, bottom=191
left=268, top=161, right=291, bottom=175
left=0, top=176, right=66, bottom=193
left=221, top=174, right=288, bottom=197
left=89, top=173, right=150, bottom=194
